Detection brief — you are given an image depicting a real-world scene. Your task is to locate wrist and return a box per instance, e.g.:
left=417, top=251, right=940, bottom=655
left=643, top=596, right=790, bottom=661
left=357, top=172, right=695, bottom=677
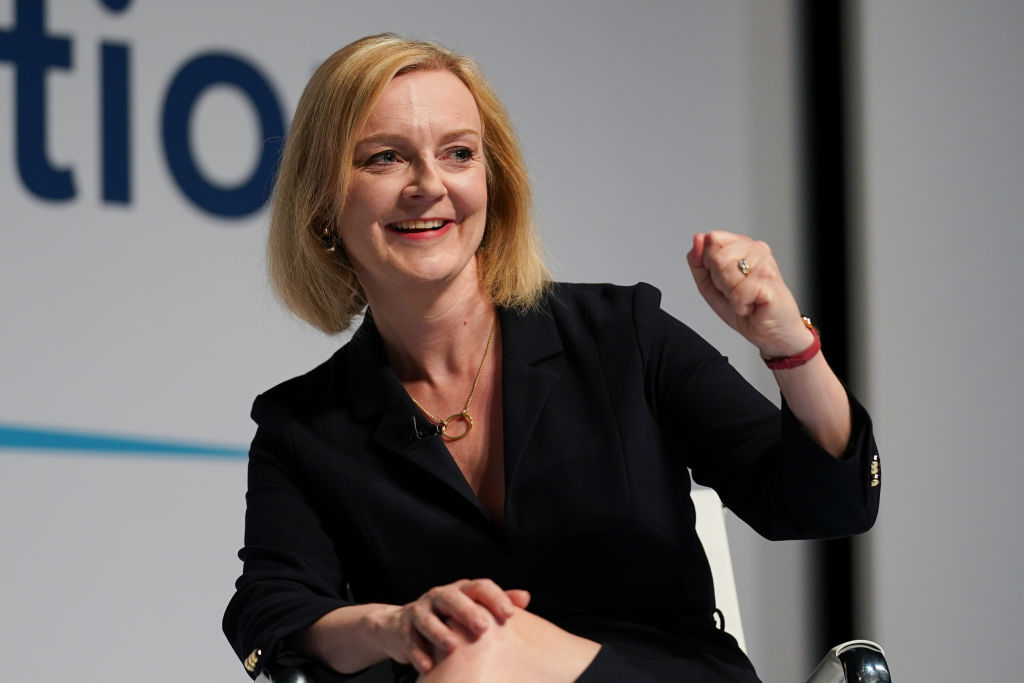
left=362, top=603, right=401, bottom=641
left=761, top=317, right=820, bottom=370
left=294, top=604, right=395, bottom=674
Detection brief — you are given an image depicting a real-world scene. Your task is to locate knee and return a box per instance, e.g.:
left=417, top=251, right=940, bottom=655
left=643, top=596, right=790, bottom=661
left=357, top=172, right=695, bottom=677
left=417, top=608, right=599, bottom=683
left=420, top=609, right=537, bottom=682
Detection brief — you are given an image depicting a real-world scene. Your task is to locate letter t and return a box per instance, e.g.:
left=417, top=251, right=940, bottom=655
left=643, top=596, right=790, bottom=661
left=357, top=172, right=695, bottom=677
left=0, top=0, right=75, bottom=200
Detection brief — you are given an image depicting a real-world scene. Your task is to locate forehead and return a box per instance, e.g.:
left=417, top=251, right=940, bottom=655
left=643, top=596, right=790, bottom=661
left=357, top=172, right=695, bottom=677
left=360, top=69, right=481, bottom=136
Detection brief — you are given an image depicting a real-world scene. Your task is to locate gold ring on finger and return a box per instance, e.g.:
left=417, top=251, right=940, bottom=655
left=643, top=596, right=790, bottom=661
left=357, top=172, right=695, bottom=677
left=737, top=259, right=751, bottom=276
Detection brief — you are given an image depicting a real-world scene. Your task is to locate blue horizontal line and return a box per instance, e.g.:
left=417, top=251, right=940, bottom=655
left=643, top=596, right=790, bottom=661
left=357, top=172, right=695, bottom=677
left=0, top=423, right=247, bottom=458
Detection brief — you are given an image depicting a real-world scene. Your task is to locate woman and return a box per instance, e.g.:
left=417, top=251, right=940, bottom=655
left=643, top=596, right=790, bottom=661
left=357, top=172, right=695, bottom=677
left=223, top=34, right=879, bottom=682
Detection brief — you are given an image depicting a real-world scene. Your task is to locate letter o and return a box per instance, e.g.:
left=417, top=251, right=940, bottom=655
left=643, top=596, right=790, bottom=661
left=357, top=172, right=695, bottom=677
left=161, top=53, right=284, bottom=219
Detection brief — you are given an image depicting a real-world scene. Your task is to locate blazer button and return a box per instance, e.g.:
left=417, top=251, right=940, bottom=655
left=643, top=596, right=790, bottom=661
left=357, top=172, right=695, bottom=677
left=244, top=648, right=262, bottom=673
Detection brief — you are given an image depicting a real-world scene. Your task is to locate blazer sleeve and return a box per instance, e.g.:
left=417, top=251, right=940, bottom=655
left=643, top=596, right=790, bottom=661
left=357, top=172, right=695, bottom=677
left=632, top=282, right=880, bottom=541
left=222, top=393, right=354, bottom=680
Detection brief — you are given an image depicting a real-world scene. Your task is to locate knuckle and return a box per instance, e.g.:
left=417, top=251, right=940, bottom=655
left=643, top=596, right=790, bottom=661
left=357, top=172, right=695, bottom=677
left=403, top=629, right=420, bottom=649
left=710, top=251, right=731, bottom=271
left=410, top=604, right=429, bottom=625
left=423, top=603, right=447, bottom=623
left=726, top=288, right=747, bottom=308
left=422, top=620, right=445, bottom=641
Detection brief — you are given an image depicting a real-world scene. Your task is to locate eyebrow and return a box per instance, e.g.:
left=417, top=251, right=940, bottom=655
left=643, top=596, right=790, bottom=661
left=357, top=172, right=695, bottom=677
left=353, top=128, right=482, bottom=150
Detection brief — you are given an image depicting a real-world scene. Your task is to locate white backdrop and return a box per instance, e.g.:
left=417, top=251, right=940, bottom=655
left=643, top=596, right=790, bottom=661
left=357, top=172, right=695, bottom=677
left=0, top=1, right=813, bottom=679
left=858, top=0, right=1024, bottom=678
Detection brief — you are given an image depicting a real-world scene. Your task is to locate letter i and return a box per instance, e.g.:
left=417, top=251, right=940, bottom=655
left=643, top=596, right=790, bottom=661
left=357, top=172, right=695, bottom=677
left=100, top=0, right=131, bottom=203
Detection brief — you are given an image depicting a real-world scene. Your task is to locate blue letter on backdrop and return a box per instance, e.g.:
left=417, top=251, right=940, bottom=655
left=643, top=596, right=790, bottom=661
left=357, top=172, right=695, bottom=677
left=101, top=42, right=131, bottom=204
left=0, top=0, right=75, bottom=200
left=161, top=53, right=284, bottom=218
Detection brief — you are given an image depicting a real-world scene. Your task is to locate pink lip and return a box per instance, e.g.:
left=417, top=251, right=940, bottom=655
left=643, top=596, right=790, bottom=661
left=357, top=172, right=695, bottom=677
left=386, top=219, right=454, bottom=241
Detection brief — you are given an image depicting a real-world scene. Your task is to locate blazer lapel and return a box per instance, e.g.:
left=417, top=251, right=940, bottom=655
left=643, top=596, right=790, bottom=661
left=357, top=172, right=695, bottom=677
left=344, top=316, right=485, bottom=517
left=499, top=298, right=564, bottom=488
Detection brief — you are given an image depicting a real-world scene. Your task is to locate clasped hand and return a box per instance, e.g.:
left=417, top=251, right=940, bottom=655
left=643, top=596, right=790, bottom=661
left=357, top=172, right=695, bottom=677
left=375, top=578, right=531, bottom=674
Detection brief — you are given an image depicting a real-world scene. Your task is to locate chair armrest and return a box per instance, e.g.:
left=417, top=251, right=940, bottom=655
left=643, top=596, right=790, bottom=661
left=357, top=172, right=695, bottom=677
left=805, top=640, right=891, bottom=682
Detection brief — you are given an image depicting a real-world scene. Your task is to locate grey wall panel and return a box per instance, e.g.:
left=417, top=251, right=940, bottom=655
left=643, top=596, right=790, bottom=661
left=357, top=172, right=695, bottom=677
left=858, top=1, right=1024, bottom=678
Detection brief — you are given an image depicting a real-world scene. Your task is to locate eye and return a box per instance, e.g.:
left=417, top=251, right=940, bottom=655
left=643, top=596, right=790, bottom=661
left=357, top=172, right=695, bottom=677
left=364, top=150, right=399, bottom=166
left=446, top=146, right=476, bottom=163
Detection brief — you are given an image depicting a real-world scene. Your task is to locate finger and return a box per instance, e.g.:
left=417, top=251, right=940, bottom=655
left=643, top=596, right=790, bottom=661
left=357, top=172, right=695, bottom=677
left=727, top=242, right=786, bottom=316
left=686, top=234, right=721, bottom=302
left=462, top=578, right=516, bottom=621
left=724, top=273, right=769, bottom=317
left=688, top=254, right=735, bottom=324
left=409, top=643, right=434, bottom=674
left=505, top=589, right=531, bottom=609
left=715, top=238, right=777, bottom=282
left=429, top=586, right=494, bottom=635
left=701, top=229, right=748, bottom=262
left=408, top=630, right=437, bottom=674
left=411, top=601, right=460, bottom=652
left=686, top=232, right=707, bottom=270
left=390, top=613, right=439, bottom=673
left=704, top=237, right=755, bottom=298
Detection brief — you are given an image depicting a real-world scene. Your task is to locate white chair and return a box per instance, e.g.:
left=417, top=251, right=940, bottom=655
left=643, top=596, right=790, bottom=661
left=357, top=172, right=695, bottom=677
left=691, top=486, right=747, bottom=652
left=691, top=488, right=891, bottom=683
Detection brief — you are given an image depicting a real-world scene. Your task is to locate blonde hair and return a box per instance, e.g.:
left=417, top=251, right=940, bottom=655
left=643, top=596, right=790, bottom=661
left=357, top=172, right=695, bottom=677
left=268, top=33, right=548, bottom=334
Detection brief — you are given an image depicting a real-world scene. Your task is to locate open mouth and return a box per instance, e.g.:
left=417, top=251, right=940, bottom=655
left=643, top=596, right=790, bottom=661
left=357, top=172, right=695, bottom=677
left=387, top=219, right=452, bottom=234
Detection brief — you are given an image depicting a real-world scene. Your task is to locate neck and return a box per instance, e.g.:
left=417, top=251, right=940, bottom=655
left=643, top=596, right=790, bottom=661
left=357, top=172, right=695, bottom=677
left=364, top=273, right=496, bottom=385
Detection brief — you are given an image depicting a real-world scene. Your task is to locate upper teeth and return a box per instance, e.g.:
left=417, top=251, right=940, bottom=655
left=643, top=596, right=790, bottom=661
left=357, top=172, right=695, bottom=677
left=391, top=219, right=446, bottom=231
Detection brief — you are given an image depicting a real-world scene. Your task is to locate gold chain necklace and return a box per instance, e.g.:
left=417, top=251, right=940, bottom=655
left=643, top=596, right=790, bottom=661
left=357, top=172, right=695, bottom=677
left=410, top=317, right=496, bottom=441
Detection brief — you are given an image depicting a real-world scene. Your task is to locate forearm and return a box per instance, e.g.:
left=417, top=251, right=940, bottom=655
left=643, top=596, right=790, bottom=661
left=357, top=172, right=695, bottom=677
left=293, top=603, right=400, bottom=674
left=772, top=351, right=852, bottom=458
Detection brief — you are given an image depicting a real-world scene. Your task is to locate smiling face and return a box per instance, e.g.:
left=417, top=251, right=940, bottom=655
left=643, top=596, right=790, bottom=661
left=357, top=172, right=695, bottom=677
left=336, top=69, right=488, bottom=303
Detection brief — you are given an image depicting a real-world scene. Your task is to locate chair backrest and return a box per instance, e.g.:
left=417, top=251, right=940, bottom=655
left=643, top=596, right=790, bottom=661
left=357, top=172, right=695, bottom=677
left=691, top=487, right=746, bottom=652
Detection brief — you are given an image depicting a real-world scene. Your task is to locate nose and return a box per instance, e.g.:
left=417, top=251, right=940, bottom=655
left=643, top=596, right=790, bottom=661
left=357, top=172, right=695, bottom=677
left=403, top=159, right=447, bottom=202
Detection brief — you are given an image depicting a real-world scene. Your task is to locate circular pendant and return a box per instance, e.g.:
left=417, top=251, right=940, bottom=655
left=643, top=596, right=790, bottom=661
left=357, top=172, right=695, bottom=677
left=440, top=411, right=473, bottom=441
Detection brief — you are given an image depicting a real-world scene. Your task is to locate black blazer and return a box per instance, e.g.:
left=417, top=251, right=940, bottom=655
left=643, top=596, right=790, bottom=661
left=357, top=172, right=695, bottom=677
left=224, top=282, right=880, bottom=680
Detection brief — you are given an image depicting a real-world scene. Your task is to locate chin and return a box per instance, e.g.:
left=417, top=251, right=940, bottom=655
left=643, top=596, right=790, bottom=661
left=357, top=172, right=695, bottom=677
left=400, top=256, right=479, bottom=287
